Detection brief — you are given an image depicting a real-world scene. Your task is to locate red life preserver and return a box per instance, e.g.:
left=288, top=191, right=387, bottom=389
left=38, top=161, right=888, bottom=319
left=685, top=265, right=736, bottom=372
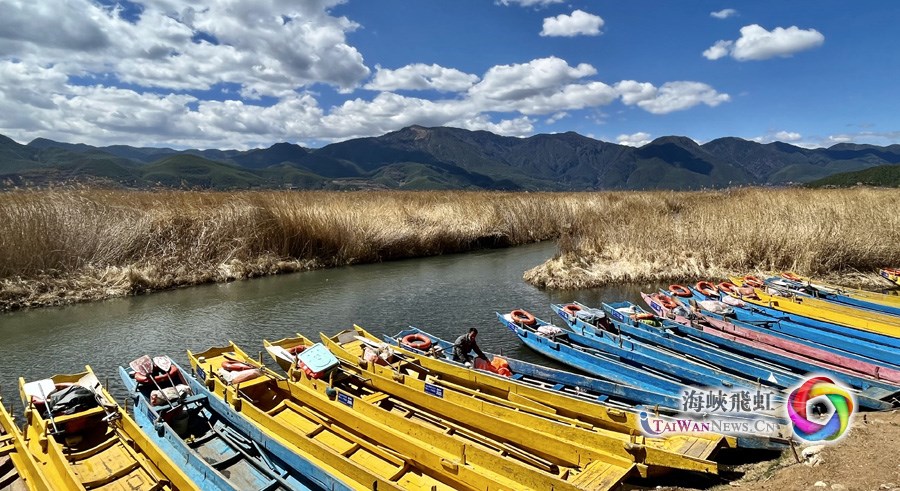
left=717, top=282, right=737, bottom=294
left=401, top=334, right=433, bottom=351
left=510, top=309, right=537, bottom=326
left=658, top=295, right=679, bottom=310
left=781, top=272, right=802, bottom=281
left=743, top=275, right=764, bottom=288
left=633, top=313, right=656, bottom=321
left=135, top=363, right=179, bottom=384
left=668, top=284, right=692, bottom=298
left=695, top=281, right=717, bottom=297
left=562, top=304, right=581, bottom=315
left=221, top=360, right=254, bottom=372
left=288, top=345, right=307, bottom=356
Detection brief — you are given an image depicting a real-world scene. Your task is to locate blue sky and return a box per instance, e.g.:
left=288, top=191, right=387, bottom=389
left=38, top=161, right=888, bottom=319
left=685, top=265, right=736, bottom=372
left=1, top=0, right=897, bottom=150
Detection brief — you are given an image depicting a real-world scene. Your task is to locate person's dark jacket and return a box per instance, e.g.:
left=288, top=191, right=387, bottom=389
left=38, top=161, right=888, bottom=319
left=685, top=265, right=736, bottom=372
left=452, top=333, right=487, bottom=362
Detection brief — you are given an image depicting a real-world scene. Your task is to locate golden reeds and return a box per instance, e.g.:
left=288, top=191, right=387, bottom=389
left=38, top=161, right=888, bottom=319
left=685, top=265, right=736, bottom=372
left=0, top=187, right=897, bottom=310
left=524, top=187, right=900, bottom=289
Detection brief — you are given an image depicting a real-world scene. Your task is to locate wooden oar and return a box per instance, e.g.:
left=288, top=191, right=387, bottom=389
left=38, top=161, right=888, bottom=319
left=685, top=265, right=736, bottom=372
left=152, top=356, right=178, bottom=389
left=35, top=384, right=60, bottom=435
left=129, top=355, right=173, bottom=407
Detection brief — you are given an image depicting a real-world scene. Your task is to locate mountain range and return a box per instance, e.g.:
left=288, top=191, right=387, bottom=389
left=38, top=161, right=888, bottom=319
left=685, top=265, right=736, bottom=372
left=2, top=126, right=899, bottom=190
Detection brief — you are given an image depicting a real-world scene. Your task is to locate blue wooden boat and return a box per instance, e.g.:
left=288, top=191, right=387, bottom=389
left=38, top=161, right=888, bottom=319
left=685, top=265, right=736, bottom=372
left=532, top=308, right=782, bottom=393
left=640, top=294, right=900, bottom=410
left=119, top=359, right=351, bottom=491
left=684, top=288, right=900, bottom=371
left=763, top=276, right=900, bottom=317
left=688, top=286, right=900, bottom=353
left=552, top=302, right=803, bottom=390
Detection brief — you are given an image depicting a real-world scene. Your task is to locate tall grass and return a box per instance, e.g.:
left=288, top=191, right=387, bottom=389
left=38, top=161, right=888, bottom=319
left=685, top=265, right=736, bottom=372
left=0, top=188, right=897, bottom=310
left=525, top=187, right=900, bottom=289
left=0, top=189, right=578, bottom=310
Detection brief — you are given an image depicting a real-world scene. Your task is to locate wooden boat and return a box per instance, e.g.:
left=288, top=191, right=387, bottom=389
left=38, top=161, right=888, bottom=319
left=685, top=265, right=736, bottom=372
left=194, top=343, right=627, bottom=491
left=728, top=277, right=900, bottom=338
left=118, top=358, right=344, bottom=491
left=762, top=275, right=900, bottom=316
left=687, top=283, right=900, bottom=362
left=319, top=327, right=735, bottom=470
left=188, top=344, right=434, bottom=491
left=1, top=395, right=51, bottom=491
left=262, top=336, right=672, bottom=490
left=18, top=366, right=198, bottom=491
left=881, top=268, right=900, bottom=287
left=642, top=292, right=900, bottom=409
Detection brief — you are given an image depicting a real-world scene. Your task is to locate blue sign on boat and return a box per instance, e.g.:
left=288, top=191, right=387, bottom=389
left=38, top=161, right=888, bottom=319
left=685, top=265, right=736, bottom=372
left=338, top=392, right=353, bottom=407
left=424, top=383, right=444, bottom=398
left=610, top=309, right=625, bottom=323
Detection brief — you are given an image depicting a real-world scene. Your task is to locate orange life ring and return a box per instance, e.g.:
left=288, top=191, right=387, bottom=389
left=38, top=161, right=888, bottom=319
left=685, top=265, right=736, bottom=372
left=562, top=304, right=581, bottom=315
left=695, top=281, right=717, bottom=297
left=780, top=272, right=802, bottom=282
left=743, top=275, right=764, bottom=288
left=668, top=284, right=692, bottom=298
left=510, top=309, right=537, bottom=326
left=221, top=360, right=254, bottom=372
left=633, top=312, right=656, bottom=321
left=288, top=345, right=307, bottom=356
left=658, top=294, right=679, bottom=310
left=717, top=282, right=737, bottom=294
left=401, top=334, right=433, bottom=351
left=883, top=268, right=900, bottom=275
left=135, top=363, right=179, bottom=384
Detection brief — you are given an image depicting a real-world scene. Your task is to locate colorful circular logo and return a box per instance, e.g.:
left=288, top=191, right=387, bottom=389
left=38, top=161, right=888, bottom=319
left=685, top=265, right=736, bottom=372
left=786, top=376, right=854, bottom=441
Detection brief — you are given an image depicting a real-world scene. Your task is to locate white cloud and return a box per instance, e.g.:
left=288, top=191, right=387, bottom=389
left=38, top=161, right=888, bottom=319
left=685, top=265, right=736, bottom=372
left=705, top=24, right=825, bottom=61
left=540, top=10, right=605, bottom=37
left=710, top=9, right=738, bottom=19
left=775, top=131, right=802, bottom=142
left=0, top=0, right=371, bottom=95
left=702, top=40, right=734, bottom=60
left=546, top=112, right=568, bottom=124
left=365, top=64, right=479, bottom=92
left=468, top=57, right=597, bottom=101
left=618, top=81, right=730, bottom=114
left=617, top=132, right=652, bottom=147
left=496, top=0, right=563, bottom=7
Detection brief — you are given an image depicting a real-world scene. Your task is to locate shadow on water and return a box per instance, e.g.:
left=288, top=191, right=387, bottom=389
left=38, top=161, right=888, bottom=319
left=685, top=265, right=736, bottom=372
left=0, top=241, right=665, bottom=418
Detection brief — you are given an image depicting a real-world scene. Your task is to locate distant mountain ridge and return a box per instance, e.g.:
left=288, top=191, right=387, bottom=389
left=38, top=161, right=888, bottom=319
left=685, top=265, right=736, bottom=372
left=2, top=126, right=899, bottom=190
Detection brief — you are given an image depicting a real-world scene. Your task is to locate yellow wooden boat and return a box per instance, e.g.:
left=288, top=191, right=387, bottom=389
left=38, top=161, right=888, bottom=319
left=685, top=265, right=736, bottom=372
left=193, top=344, right=583, bottom=491
left=279, top=325, right=746, bottom=450
left=267, top=332, right=725, bottom=480
left=18, top=366, right=198, bottom=491
left=731, top=277, right=900, bottom=337
left=219, top=342, right=638, bottom=490
left=1, top=394, right=52, bottom=491
left=778, top=272, right=900, bottom=307
left=882, top=268, right=900, bottom=287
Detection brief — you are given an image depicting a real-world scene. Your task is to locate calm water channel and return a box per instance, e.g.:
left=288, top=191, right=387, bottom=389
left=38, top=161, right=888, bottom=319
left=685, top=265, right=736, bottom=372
left=0, top=241, right=661, bottom=416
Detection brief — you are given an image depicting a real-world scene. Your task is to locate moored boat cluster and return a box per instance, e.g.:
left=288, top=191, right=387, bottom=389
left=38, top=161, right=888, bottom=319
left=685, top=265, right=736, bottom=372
left=1, top=271, right=898, bottom=490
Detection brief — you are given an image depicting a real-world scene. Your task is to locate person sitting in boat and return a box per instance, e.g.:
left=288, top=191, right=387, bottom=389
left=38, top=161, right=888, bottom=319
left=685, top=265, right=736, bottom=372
left=452, top=328, right=488, bottom=365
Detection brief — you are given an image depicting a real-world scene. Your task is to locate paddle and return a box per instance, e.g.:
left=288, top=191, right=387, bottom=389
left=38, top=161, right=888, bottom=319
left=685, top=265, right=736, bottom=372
left=36, top=384, right=60, bottom=435
left=77, top=372, right=120, bottom=423
left=129, top=355, right=172, bottom=406
left=153, top=356, right=178, bottom=389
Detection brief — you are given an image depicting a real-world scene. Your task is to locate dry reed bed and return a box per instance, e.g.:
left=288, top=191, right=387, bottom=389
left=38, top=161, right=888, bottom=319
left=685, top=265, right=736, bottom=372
left=525, top=187, right=900, bottom=289
left=0, top=189, right=579, bottom=310
left=0, top=188, right=897, bottom=311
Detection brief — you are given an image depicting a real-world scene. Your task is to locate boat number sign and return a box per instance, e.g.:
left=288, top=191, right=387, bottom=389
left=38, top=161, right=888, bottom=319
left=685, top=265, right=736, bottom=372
left=338, top=392, right=354, bottom=408
left=424, top=383, right=444, bottom=398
